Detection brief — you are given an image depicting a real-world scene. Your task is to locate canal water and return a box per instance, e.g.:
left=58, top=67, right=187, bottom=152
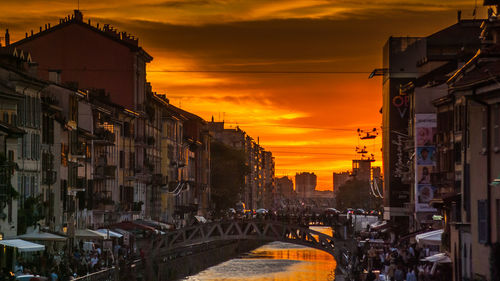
left=182, top=226, right=336, bottom=281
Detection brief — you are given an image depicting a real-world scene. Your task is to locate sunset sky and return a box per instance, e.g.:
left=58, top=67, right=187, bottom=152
left=0, top=0, right=487, bottom=190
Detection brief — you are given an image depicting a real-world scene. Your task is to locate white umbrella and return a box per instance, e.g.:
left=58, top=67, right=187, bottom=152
left=18, top=229, right=67, bottom=242
left=96, top=229, right=123, bottom=238
left=75, top=229, right=108, bottom=239
left=421, top=253, right=451, bottom=263
left=416, top=229, right=443, bottom=246
left=0, top=239, right=45, bottom=252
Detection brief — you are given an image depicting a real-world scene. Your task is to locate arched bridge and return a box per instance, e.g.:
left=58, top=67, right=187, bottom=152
left=154, top=220, right=336, bottom=256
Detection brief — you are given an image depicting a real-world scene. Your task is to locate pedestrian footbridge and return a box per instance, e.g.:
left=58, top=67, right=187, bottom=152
left=154, top=220, right=336, bottom=256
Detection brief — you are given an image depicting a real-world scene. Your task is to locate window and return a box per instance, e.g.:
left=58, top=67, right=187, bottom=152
left=24, top=175, right=30, bottom=199
left=464, top=164, right=471, bottom=222
left=129, top=152, right=135, bottom=171
left=30, top=97, right=35, bottom=128
left=478, top=200, right=488, bottom=244
left=26, top=97, right=31, bottom=127
left=61, top=143, right=68, bottom=166
left=3, top=112, right=8, bottom=123
left=34, top=97, right=40, bottom=128
left=24, top=133, right=30, bottom=159
left=31, top=133, right=35, bottom=160
left=120, top=151, right=125, bottom=168
left=481, top=107, right=488, bottom=154
left=30, top=175, right=35, bottom=197
left=494, top=104, right=499, bottom=152
left=17, top=99, right=24, bottom=126
left=124, top=122, right=130, bottom=137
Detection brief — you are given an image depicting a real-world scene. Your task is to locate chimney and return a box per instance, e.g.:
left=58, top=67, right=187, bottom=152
left=45, top=24, right=47, bottom=30
left=48, top=70, right=62, bottom=84
left=48, top=23, right=50, bottom=28
left=30, top=30, right=33, bottom=36
left=457, top=10, right=462, bottom=22
left=5, top=29, right=10, bottom=46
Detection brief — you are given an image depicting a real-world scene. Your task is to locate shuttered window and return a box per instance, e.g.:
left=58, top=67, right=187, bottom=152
left=481, top=107, right=487, bottom=154
left=495, top=104, right=499, bottom=152
left=478, top=200, right=488, bottom=244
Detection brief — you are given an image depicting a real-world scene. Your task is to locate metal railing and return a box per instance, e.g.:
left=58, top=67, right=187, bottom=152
left=73, top=266, right=117, bottom=281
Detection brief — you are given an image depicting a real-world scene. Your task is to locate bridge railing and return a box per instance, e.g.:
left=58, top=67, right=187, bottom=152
left=73, top=266, right=117, bottom=281
left=151, top=219, right=337, bottom=257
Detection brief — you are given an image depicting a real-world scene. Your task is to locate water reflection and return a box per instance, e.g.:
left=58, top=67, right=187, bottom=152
left=183, top=227, right=336, bottom=281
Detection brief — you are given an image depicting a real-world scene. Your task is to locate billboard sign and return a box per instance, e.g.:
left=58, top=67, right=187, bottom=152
left=415, top=114, right=437, bottom=212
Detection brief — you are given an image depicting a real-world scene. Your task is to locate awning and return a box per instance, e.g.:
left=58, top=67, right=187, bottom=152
left=96, top=229, right=123, bottom=238
left=18, top=229, right=67, bottom=242
left=113, top=228, right=132, bottom=237
left=421, top=253, right=451, bottom=263
left=491, top=174, right=500, bottom=186
left=370, top=221, right=389, bottom=231
left=75, top=229, right=108, bottom=239
left=416, top=229, right=443, bottom=246
left=0, top=239, right=45, bottom=252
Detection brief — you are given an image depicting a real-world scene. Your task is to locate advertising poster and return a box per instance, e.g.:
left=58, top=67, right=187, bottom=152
left=415, top=114, right=437, bottom=212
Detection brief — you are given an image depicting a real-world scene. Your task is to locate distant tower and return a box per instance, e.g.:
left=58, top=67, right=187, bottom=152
left=5, top=29, right=10, bottom=46
left=295, top=172, right=317, bottom=198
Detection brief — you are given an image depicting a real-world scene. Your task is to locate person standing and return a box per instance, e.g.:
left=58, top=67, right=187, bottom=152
left=50, top=268, right=58, bottom=281
left=394, top=265, right=405, bottom=281
left=406, top=266, right=417, bottom=281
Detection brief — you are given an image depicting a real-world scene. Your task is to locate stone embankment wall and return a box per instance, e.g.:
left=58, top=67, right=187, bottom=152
left=156, top=240, right=264, bottom=280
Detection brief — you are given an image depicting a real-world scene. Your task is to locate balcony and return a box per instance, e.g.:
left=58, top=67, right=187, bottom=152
left=144, top=161, right=155, bottom=173
left=42, top=170, right=57, bottom=185
left=94, top=165, right=117, bottom=179
left=72, top=141, right=86, bottom=157
left=94, top=127, right=115, bottom=145
left=147, top=136, right=155, bottom=146
left=74, top=177, right=87, bottom=192
left=94, top=197, right=115, bottom=211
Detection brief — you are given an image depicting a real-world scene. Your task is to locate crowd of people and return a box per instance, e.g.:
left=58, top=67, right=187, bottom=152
left=338, top=219, right=451, bottom=281
left=358, top=241, right=450, bottom=281
left=1, top=241, right=138, bottom=281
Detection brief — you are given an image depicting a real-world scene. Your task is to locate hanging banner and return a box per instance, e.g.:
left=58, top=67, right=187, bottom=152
left=415, top=114, right=437, bottom=212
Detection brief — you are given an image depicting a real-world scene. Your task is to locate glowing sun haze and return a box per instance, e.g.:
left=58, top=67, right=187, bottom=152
left=0, top=0, right=486, bottom=190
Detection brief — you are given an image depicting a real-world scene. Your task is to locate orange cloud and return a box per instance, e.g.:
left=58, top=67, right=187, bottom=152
left=0, top=0, right=487, bottom=190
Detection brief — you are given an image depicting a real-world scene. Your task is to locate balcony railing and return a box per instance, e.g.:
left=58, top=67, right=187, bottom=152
left=94, top=165, right=117, bottom=179
left=42, top=170, right=57, bottom=185
left=94, top=128, right=115, bottom=145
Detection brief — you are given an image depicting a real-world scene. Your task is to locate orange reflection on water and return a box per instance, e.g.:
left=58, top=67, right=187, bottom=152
left=244, top=245, right=337, bottom=281
left=185, top=227, right=336, bottom=281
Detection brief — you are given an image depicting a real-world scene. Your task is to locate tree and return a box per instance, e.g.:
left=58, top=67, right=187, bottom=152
left=210, top=141, right=249, bottom=211
left=17, top=195, right=45, bottom=234
left=0, top=153, right=18, bottom=221
left=335, top=179, right=382, bottom=211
